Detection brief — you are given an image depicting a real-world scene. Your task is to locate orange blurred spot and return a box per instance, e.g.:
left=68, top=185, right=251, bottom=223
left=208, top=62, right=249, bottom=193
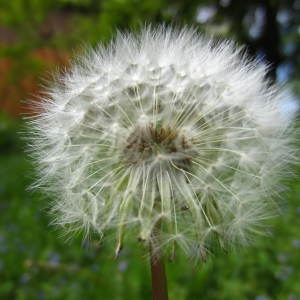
left=0, top=48, right=71, bottom=118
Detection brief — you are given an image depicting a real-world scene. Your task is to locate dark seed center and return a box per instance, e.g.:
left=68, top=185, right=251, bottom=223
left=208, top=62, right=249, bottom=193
left=123, top=124, right=193, bottom=169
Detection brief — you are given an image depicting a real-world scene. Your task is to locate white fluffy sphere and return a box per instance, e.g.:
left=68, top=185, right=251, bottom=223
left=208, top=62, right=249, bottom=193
left=28, top=27, right=296, bottom=259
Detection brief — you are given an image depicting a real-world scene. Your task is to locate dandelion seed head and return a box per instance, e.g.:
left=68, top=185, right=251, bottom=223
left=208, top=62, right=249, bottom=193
left=28, top=26, right=297, bottom=259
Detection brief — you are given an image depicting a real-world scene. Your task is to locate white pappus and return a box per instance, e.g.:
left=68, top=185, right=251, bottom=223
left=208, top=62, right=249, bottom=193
left=27, top=26, right=297, bottom=260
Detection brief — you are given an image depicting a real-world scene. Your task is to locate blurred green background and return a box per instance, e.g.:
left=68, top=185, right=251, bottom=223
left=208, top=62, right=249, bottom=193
left=0, top=0, right=300, bottom=299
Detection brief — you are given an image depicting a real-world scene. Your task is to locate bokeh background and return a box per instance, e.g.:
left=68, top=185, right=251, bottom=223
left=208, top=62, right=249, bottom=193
left=0, top=0, right=300, bottom=299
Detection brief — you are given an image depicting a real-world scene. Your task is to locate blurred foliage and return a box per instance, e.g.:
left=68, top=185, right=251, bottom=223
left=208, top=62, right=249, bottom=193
left=1, top=0, right=300, bottom=73
left=0, top=0, right=300, bottom=299
left=1, top=0, right=300, bottom=117
left=0, top=114, right=299, bottom=299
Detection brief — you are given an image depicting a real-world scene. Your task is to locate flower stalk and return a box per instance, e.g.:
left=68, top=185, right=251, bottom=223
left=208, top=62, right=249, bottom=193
left=150, top=223, right=168, bottom=300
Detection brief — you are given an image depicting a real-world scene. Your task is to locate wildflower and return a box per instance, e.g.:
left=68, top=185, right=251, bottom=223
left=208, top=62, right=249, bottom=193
left=28, top=27, right=296, bottom=260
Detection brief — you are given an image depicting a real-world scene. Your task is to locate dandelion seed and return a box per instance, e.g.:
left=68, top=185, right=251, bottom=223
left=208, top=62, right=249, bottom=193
left=27, top=26, right=297, bottom=262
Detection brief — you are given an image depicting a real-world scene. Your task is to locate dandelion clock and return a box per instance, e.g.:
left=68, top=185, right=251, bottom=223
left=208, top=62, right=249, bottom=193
left=27, top=27, right=297, bottom=299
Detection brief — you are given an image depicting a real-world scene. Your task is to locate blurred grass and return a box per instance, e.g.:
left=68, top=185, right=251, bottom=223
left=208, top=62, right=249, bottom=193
left=0, top=114, right=150, bottom=299
left=0, top=114, right=300, bottom=300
